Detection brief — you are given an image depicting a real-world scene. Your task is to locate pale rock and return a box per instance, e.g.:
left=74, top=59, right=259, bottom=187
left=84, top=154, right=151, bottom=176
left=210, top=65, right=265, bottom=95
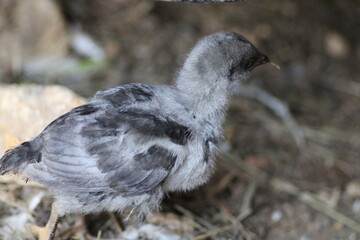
left=119, top=224, right=181, bottom=240
left=346, top=181, right=360, bottom=198
left=352, top=199, right=360, bottom=214
left=271, top=210, right=283, bottom=222
left=324, top=31, right=350, bottom=59
left=300, top=235, right=312, bottom=240
left=0, top=84, right=85, bottom=154
left=0, top=212, right=30, bottom=240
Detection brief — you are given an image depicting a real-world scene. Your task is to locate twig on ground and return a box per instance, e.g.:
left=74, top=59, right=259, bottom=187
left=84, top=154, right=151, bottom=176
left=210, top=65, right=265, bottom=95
left=330, top=80, right=360, bottom=98
left=217, top=202, right=259, bottom=240
left=239, top=179, right=257, bottom=221
left=175, top=204, right=236, bottom=239
left=207, top=171, right=236, bottom=198
left=304, top=126, right=360, bottom=147
left=191, top=224, right=235, bottom=240
left=236, top=223, right=260, bottom=240
left=306, top=142, right=359, bottom=176
left=174, top=205, right=213, bottom=233
left=110, top=213, right=124, bottom=233
left=299, top=192, right=360, bottom=231
left=222, top=151, right=360, bottom=232
left=236, top=85, right=305, bottom=147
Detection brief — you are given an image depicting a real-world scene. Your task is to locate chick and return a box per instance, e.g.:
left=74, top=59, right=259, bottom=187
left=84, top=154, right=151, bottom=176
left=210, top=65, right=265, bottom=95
left=0, top=32, right=270, bottom=240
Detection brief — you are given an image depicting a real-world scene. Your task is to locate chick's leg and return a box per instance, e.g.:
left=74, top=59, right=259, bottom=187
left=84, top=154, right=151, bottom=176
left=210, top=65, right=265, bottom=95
left=29, top=202, right=60, bottom=240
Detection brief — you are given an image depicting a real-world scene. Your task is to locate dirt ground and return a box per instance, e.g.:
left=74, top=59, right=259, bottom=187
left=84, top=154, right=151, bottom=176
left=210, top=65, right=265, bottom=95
left=1, top=0, right=360, bottom=239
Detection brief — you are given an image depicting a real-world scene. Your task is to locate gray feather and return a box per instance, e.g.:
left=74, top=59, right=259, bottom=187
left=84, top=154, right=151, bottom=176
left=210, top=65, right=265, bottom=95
left=104, top=145, right=176, bottom=197
left=93, top=84, right=154, bottom=107
left=0, top=140, right=42, bottom=174
left=23, top=86, right=180, bottom=197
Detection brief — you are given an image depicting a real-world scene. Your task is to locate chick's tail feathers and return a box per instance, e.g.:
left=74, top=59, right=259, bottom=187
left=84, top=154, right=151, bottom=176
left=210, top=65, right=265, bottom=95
left=0, top=140, right=42, bottom=175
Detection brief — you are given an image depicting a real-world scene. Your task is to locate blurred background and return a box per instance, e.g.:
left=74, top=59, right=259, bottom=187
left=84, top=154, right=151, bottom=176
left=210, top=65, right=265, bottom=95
left=0, top=0, right=359, bottom=239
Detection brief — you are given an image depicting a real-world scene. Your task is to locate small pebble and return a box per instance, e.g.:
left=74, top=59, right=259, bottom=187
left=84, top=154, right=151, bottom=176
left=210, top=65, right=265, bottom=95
left=352, top=199, right=360, bottom=213
left=300, top=235, right=311, bottom=240
left=324, top=31, right=350, bottom=59
left=271, top=210, right=283, bottom=222
left=346, top=181, right=360, bottom=198
left=348, top=233, right=357, bottom=240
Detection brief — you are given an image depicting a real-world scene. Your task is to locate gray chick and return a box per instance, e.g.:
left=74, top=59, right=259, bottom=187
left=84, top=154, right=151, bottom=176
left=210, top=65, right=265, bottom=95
left=0, top=32, right=270, bottom=240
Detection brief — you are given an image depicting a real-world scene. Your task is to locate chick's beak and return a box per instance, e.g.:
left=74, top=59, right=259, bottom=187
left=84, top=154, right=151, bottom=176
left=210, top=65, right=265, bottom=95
left=260, top=54, right=281, bottom=69
left=253, top=53, right=270, bottom=69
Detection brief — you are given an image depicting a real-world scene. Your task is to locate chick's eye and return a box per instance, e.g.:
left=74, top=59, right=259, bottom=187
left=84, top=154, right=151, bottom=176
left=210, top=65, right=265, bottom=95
left=244, top=59, right=255, bottom=70
left=229, top=65, right=236, bottom=77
